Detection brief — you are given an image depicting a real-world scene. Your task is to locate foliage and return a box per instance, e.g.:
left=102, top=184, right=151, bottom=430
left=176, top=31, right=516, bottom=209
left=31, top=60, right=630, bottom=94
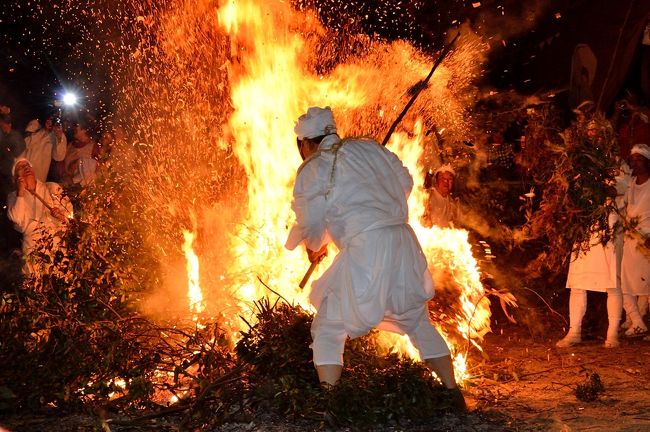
left=236, top=298, right=457, bottom=429
left=518, top=112, right=619, bottom=274
left=575, top=372, right=604, bottom=402
left=0, top=176, right=239, bottom=419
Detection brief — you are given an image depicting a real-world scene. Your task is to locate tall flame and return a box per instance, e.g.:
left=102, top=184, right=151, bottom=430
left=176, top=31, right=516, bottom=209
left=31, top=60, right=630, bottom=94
left=128, top=0, right=492, bottom=382
left=182, top=230, right=205, bottom=315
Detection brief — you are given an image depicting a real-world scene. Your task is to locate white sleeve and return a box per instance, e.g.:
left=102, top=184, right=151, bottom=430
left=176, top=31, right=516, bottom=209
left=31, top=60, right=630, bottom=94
left=381, top=145, right=413, bottom=197
left=52, top=132, right=67, bottom=161
left=285, top=158, right=329, bottom=251
left=7, top=193, right=31, bottom=233
left=46, top=182, right=73, bottom=218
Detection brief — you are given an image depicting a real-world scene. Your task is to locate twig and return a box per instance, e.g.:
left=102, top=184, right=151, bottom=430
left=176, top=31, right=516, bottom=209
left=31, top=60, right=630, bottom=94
left=520, top=286, right=568, bottom=327
left=257, top=276, right=291, bottom=305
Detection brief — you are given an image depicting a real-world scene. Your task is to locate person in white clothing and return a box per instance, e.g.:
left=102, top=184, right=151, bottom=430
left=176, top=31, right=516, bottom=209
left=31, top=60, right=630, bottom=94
left=285, top=107, right=462, bottom=403
left=7, top=158, right=72, bottom=273
left=63, top=123, right=97, bottom=186
left=556, top=167, right=628, bottom=348
left=22, top=116, right=67, bottom=182
left=422, top=164, right=458, bottom=228
left=620, top=143, right=650, bottom=337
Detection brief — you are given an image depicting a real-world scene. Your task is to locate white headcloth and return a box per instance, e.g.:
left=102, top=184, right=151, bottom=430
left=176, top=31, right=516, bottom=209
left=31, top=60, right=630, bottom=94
left=435, top=163, right=456, bottom=176
left=631, top=143, right=650, bottom=161
left=11, top=157, right=31, bottom=177
left=294, top=106, right=337, bottom=140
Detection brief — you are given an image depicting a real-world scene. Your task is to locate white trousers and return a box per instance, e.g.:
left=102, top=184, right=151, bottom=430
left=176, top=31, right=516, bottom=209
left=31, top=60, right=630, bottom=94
left=568, top=288, right=622, bottom=338
left=623, top=294, right=649, bottom=329
left=311, top=299, right=450, bottom=366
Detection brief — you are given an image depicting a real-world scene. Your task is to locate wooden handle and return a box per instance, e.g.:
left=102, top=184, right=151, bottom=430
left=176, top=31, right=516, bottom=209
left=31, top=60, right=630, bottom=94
left=29, top=190, right=54, bottom=212
left=299, top=261, right=319, bottom=289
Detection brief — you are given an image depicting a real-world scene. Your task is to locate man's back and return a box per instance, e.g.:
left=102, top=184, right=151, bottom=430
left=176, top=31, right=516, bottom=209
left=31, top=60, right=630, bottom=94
left=289, top=135, right=414, bottom=250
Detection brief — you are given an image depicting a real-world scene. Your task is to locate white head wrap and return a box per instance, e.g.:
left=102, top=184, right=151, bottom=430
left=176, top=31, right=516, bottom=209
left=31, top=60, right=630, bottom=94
left=631, top=143, right=650, bottom=161
left=25, top=119, right=40, bottom=133
left=435, top=163, right=456, bottom=176
left=12, top=157, right=31, bottom=177
left=294, top=106, right=337, bottom=140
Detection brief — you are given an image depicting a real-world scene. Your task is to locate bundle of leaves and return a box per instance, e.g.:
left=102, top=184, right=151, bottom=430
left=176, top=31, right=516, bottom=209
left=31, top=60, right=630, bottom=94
left=575, top=372, right=604, bottom=402
left=236, top=298, right=455, bottom=428
left=518, top=112, right=619, bottom=274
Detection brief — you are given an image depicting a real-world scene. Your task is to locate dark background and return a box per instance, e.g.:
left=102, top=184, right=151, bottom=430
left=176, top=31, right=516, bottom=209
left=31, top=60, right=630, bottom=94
left=1, top=0, right=648, bottom=127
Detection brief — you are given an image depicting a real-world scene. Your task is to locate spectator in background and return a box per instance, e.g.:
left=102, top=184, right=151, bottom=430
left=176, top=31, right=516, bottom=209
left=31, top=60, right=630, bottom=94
left=21, top=115, right=67, bottom=183
left=0, top=107, right=25, bottom=255
left=7, top=158, right=72, bottom=273
left=0, top=110, right=26, bottom=199
left=611, top=95, right=650, bottom=161
left=422, top=164, right=458, bottom=228
left=62, top=122, right=98, bottom=187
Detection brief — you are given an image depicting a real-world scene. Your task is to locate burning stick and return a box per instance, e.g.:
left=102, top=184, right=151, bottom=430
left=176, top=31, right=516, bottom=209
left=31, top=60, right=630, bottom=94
left=381, top=32, right=460, bottom=147
left=28, top=189, right=69, bottom=224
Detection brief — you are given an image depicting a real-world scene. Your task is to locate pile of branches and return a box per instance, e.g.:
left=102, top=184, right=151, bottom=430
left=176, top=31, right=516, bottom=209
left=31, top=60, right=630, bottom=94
left=0, top=180, right=244, bottom=428
left=237, top=298, right=458, bottom=428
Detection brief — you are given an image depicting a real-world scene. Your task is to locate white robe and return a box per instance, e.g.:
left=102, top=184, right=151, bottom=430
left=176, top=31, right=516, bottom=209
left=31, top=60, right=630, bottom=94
left=567, top=172, right=629, bottom=292
left=22, top=130, right=67, bottom=182
left=285, top=135, right=435, bottom=338
left=7, top=181, right=72, bottom=271
left=64, top=141, right=95, bottom=184
left=423, top=187, right=458, bottom=228
left=621, top=178, right=650, bottom=295
left=566, top=238, right=617, bottom=292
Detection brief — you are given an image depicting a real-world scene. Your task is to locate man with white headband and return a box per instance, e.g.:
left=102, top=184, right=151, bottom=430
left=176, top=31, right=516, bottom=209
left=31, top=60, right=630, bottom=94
left=286, top=106, right=463, bottom=406
left=7, top=158, right=72, bottom=273
left=620, top=143, right=650, bottom=337
left=423, top=164, right=458, bottom=228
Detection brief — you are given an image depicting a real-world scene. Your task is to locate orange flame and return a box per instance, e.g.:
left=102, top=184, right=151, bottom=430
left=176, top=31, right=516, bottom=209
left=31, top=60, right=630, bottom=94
left=182, top=230, right=205, bottom=315
left=213, top=0, right=491, bottom=377
left=133, top=0, right=492, bottom=383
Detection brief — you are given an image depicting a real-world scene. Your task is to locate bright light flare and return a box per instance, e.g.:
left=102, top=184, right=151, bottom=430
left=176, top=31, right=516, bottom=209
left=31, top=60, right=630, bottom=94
left=62, top=92, right=78, bottom=106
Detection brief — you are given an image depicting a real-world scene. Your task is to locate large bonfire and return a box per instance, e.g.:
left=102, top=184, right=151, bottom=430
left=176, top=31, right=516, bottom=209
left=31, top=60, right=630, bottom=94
left=2, top=0, right=511, bottom=418
left=113, top=0, right=493, bottom=381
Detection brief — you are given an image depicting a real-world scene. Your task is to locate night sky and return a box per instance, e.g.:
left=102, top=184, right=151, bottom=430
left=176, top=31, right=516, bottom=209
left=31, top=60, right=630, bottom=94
left=0, top=0, right=646, bottom=128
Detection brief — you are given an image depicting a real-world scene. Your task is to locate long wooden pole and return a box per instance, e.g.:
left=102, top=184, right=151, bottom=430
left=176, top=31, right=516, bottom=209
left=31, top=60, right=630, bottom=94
left=381, top=32, right=460, bottom=146
left=28, top=189, right=68, bottom=224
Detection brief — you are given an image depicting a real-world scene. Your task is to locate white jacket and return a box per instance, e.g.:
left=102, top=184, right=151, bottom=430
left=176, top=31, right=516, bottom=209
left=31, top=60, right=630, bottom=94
left=286, top=135, right=434, bottom=338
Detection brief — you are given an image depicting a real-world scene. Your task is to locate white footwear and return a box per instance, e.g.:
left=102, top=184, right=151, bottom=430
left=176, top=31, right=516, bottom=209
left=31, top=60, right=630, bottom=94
left=604, top=338, right=620, bottom=348
left=556, top=334, right=581, bottom=348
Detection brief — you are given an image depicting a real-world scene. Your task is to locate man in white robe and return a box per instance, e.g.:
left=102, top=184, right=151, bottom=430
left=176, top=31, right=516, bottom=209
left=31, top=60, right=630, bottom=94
left=285, top=107, right=462, bottom=400
left=620, top=143, right=650, bottom=336
left=556, top=167, right=628, bottom=348
left=7, top=158, right=72, bottom=273
left=423, top=164, right=458, bottom=228
left=22, top=117, right=67, bottom=182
